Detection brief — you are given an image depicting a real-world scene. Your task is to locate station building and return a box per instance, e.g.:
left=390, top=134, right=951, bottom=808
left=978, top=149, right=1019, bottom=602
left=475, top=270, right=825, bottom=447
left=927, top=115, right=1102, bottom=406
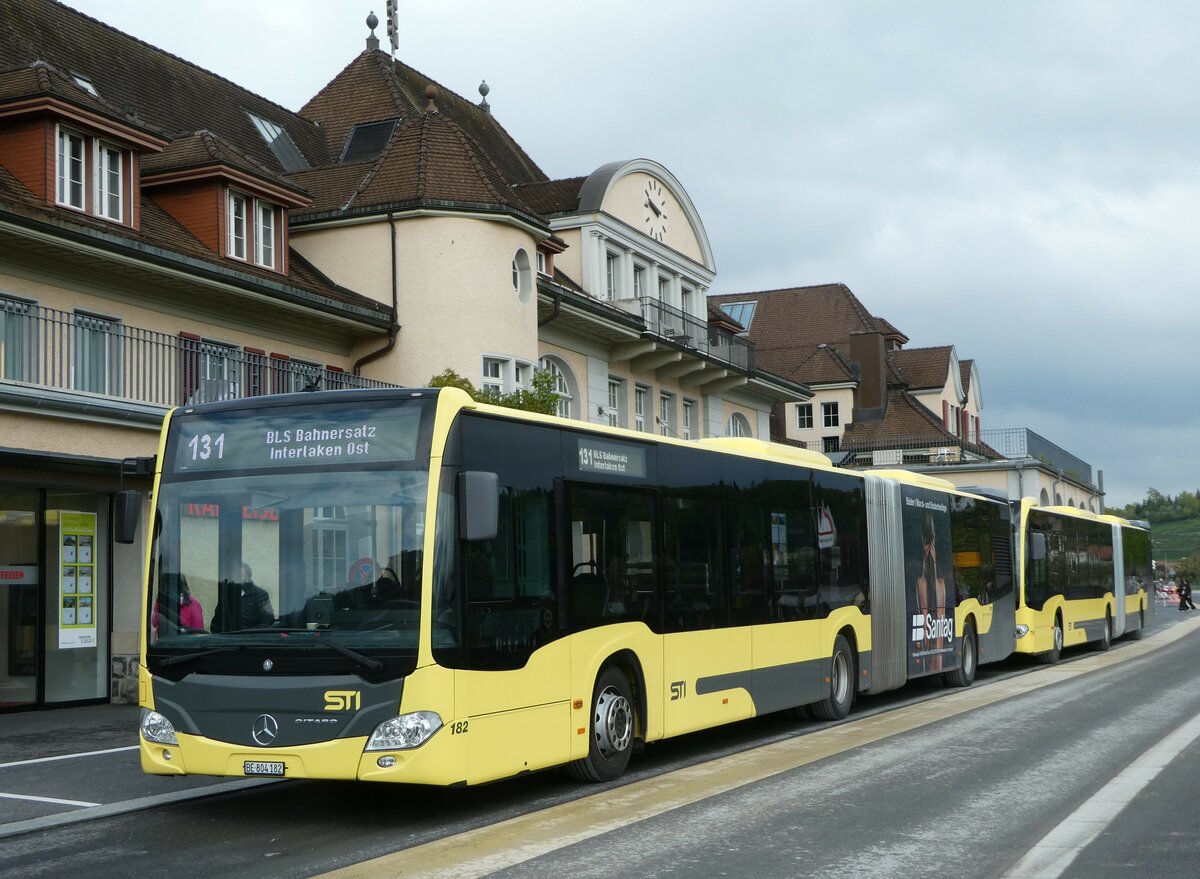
left=0, top=1, right=808, bottom=709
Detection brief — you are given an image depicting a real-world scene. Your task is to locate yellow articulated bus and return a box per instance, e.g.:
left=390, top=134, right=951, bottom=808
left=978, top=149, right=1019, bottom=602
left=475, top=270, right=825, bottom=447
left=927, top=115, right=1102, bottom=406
left=1013, top=499, right=1151, bottom=663
left=129, top=386, right=1021, bottom=786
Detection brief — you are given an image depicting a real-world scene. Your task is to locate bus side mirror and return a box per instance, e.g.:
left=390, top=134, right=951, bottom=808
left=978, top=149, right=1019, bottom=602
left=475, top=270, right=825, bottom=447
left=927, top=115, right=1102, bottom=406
left=459, top=471, right=498, bottom=541
left=1028, top=532, right=1046, bottom=562
left=115, top=490, right=143, bottom=544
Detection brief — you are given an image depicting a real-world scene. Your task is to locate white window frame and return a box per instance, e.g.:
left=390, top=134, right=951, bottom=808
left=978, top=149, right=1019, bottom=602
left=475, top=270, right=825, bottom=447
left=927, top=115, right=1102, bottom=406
left=536, top=251, right=547, bottom=276
left=606, top=378, right=622, bottom=427
left=796, top=403, right=814, bottom=430
left=94, top=139, right=123, bottom=222
left=633, top=265, right=646, bottom=298
left=658, top=391, right=674, bottom=436
left=56, top=126, right=86, bottom=210
left=255, top=201, right=276, bottom=268
left=682, top=399, right=695, bottom=440
left=822, top=401, right=840, bottom=428
left=227, top=191, right=248, bottom=261
left=605, top=251, right=620, bottom=300
left=727, top=412, right=751, bottom=437
left=482, top=357, right=504, bottom=393
left=634, top=385, right=648, bottom=432
left=539, top=356, right=575, bottom=419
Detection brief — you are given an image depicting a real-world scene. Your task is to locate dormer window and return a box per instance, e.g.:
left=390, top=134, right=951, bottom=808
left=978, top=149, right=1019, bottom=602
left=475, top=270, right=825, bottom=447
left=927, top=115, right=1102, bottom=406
left=55, top=124, right=128, bottom=223
left=57, top=128, right=85, bottom=209
left=71, top=73, right=98, bottom=96
left=96, top=141, right=124, bottom=221
left=227, top=189, right=281, bottom=270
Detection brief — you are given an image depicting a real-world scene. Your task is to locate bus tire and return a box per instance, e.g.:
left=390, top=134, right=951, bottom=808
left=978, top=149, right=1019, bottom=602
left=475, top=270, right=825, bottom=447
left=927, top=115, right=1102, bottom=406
left=1038, top=616, right=1063, bottom=665
left=944, top=620, right=977, bottom=688
left=1126, top=608, right=1144, bottom=641
left=567, top=667, right=635, bottom=783
left=810, top=634, right=854, bottom=721
left=1095, top=612, right=1112, bottom=652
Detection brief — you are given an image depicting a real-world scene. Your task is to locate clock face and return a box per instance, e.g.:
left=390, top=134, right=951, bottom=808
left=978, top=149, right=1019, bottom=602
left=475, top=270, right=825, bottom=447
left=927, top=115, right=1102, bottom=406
left=643, top=179, right=668, bottom=242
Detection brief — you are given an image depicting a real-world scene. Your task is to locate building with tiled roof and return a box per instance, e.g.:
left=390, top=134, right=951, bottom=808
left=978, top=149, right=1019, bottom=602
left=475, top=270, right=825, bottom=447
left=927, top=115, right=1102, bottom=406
left=0, top=1, right=809, bottom=709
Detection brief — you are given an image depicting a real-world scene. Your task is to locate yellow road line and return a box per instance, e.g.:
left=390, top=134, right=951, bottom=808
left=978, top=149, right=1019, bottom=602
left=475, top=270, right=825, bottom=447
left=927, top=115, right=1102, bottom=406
left=319, top=617, right=1200, bottom=879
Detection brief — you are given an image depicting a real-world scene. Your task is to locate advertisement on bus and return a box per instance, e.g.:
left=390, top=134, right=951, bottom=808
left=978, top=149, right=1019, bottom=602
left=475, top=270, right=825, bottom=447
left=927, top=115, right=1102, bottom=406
left=902, top=486, right=956, bottom=676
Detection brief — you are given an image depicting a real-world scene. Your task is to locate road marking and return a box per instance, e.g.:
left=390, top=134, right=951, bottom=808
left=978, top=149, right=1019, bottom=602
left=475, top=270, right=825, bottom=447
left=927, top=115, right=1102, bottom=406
left=0, top=792, right=99, bottom=808
left=1000, top=708, right=1200, bottom=879
left=0, top=745, right=138, bottom=770
left=318, top=616, right=1200, bottom=879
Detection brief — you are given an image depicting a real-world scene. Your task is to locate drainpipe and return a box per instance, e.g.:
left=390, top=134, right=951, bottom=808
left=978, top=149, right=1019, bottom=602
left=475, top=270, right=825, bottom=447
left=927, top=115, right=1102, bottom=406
left=353, top=211, right=399, bottom=375
left=538, top=286, right=562, bottom=327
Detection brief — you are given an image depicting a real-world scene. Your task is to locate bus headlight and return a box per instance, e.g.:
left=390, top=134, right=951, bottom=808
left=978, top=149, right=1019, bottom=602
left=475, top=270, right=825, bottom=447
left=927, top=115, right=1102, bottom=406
left=141, top=708, right=179, bottom=745
left=366, top=711, right=443, bottom=751
left=1014, top=625, right=1030, bottom=638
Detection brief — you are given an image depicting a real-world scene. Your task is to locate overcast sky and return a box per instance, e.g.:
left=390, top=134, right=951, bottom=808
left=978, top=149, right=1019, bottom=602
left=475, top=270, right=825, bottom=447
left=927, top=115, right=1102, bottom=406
left=67, top=0, right=1198, bottom=509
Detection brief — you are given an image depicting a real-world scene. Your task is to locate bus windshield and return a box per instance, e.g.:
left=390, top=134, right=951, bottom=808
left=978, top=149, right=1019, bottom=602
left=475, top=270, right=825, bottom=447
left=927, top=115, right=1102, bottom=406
left=146, top=394, right=438, bottom=668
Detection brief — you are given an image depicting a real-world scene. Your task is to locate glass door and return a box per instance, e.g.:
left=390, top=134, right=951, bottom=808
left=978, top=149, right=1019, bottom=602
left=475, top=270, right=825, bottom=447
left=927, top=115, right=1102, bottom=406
left=0, top=490, right=39, bottom=709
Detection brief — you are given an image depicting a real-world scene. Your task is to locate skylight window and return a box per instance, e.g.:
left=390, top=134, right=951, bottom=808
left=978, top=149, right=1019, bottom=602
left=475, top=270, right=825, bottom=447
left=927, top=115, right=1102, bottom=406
left=340, top=119, right=399, bottom=163
left=71, top=73, right=98, bottom=96
left=247, top=112, right=309, bottom=172
left=720, top=302, right=756, bottom=331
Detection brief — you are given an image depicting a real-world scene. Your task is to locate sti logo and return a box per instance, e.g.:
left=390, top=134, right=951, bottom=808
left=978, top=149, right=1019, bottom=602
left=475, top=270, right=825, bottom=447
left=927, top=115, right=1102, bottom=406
left=324, top=690, right=361, bottom=711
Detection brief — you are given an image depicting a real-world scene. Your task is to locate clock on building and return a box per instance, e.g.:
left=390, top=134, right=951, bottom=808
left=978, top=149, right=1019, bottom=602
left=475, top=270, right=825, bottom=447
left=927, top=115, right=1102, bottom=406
left=643, top=179, right=668, bottom=241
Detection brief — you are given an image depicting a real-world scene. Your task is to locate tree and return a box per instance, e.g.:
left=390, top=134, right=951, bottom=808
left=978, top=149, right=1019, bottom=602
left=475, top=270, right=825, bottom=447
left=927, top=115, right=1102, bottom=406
left=427, top=367, right=561, bottom=416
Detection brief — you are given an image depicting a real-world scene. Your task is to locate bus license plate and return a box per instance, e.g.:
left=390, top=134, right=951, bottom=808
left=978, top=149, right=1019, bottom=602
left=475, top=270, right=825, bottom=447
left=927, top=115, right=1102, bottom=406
left=244, top=760, right=285, bottom=777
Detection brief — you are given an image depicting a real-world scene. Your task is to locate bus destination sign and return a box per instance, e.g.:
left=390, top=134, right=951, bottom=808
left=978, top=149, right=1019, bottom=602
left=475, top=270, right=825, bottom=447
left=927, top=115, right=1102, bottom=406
left=173, top=406, right=424, bottom=473
left=576, top=437, right=646, bottom=478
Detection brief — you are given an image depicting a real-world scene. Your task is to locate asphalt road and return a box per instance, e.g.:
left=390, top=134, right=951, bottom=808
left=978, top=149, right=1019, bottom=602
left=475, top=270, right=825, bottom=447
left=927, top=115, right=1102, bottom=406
left=1, top=607, right=1197, bottom=879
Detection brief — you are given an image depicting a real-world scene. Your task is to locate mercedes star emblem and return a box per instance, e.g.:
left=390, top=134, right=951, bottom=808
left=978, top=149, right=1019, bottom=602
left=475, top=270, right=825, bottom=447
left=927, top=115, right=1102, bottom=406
left=252, top=713, right=279, bottom=746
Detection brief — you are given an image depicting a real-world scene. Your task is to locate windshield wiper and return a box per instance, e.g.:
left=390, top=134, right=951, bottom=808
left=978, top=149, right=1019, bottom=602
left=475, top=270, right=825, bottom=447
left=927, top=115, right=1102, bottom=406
left=160, top=645, right=248, bottom=668
left=232, top=628, right=384, bottom=670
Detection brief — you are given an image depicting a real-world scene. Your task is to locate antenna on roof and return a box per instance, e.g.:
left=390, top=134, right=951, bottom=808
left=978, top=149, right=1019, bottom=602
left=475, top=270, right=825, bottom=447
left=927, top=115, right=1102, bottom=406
left=478, top=80, right=490, bottom=114
left=385, top=0, right=399, bottom=70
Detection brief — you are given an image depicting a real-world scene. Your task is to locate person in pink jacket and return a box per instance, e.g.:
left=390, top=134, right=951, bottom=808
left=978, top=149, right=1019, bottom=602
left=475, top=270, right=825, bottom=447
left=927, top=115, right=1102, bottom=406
left=152, top=574, right=205, bottom=635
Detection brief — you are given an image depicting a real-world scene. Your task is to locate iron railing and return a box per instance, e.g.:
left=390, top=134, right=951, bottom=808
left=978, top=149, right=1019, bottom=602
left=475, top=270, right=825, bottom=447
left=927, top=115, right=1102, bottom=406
left=979, top=427, right=1093, bottom=481
left=619, top=296, right=754, bottom=371
left=0, top=301, right=394, bottom=408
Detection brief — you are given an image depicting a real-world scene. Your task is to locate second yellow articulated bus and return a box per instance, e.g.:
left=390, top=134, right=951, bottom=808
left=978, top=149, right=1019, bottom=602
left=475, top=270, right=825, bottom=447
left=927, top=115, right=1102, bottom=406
left=1012, top=499, right=1151, bottom=663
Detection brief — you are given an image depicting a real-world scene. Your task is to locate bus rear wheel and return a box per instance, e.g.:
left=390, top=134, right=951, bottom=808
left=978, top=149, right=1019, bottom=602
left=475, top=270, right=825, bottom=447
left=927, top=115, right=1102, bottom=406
left=1095, top=612, right=1112, bottom=652
left=1038, top=617, right=1063, bottom=665
left=810, top=634, right=854, bottom=721
left=567, top=667, right=635, bottom=783
left=1126, top=608, right=1144, bottom=641
left=944, top=621, right=977, bottom=688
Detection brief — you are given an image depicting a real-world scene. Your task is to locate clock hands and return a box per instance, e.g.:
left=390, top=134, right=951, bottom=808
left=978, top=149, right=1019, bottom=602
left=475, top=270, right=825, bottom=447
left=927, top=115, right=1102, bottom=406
left=645, top=196, right=662, bottom=217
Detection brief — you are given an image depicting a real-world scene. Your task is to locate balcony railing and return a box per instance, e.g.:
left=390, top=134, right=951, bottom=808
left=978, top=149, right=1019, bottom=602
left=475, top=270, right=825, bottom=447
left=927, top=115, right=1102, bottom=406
left=815, top=433, right=1000, bottom=467
left=619, top=296, right=754, bottom=371
left=0, top=301, right=395, bottom=410
left=979, top=427, right=1093, bottom=482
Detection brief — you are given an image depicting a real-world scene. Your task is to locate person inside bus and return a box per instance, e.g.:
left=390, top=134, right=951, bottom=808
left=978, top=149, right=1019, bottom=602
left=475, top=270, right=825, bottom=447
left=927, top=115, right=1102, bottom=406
left=211, top=561, right=275, bottom=631
left=152, top=572, right=204, bottom=635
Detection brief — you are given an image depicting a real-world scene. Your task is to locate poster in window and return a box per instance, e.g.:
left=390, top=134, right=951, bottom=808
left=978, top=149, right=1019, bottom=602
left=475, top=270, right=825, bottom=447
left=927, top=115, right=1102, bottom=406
left=57, top=511, right=98, bottom=649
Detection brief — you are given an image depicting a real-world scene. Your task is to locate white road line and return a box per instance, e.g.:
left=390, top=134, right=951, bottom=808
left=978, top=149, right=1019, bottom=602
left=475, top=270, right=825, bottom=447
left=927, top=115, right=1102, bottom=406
left=1002, top=709, right=1200, bottom=879
left=0, top=792, right=99, bottom=808
left=0, top=745, right=138, bottom=770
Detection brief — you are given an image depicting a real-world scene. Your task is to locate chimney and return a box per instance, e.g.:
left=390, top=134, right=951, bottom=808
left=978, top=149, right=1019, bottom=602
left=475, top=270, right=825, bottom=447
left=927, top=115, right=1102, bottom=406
left=849, top=330, right=887, bottom=422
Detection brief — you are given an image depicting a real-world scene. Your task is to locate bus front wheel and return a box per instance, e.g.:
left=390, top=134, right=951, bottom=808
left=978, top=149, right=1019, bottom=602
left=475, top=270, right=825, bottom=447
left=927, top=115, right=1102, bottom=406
left=944, top=620, right=976, bottom=688
left=810, top=634, right=854, bottom=721
left=1038, top=617, right=1063, bottom=665
left=568, top=667, right=635, bottom=783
